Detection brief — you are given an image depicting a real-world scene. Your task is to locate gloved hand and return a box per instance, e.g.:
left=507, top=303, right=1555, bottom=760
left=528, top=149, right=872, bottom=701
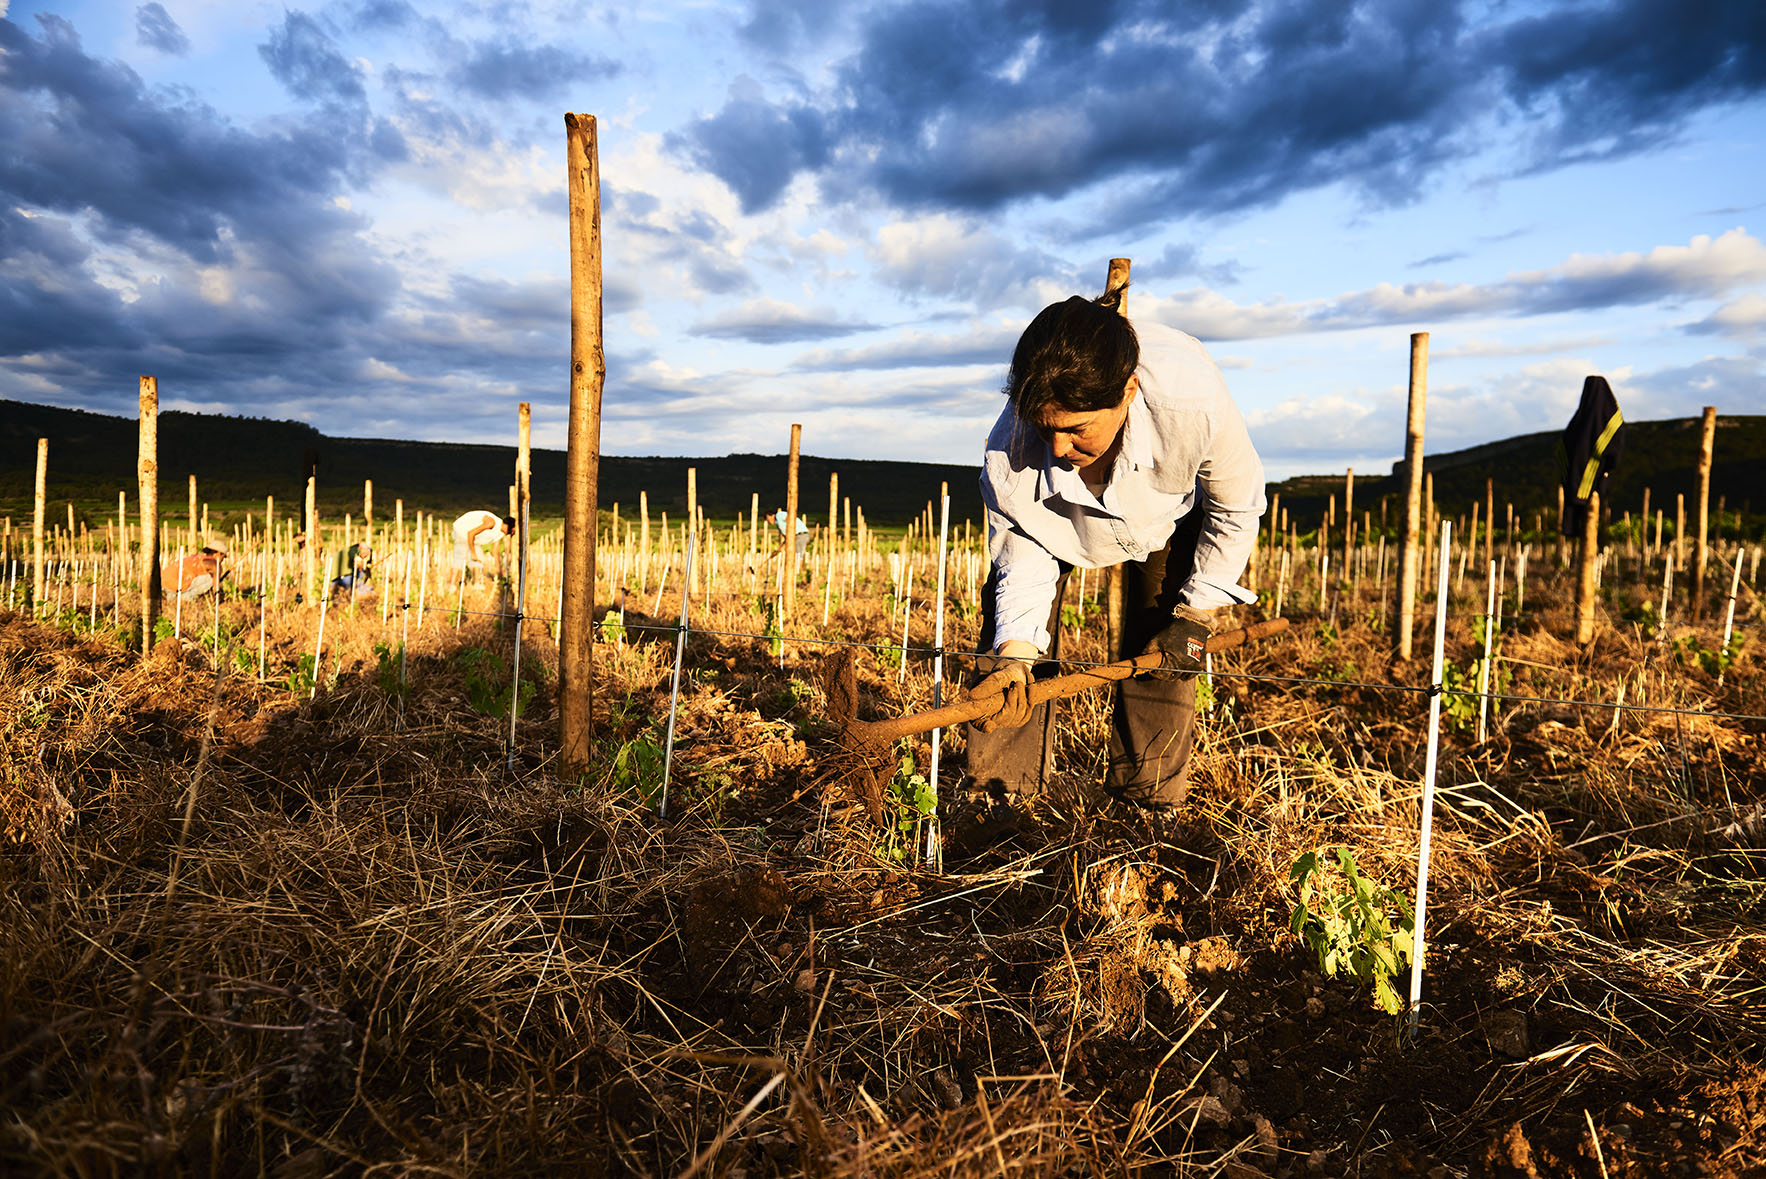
left=1142, top=604, right=1212, bottom=676
left=972, top=650, right=1035, bottom=732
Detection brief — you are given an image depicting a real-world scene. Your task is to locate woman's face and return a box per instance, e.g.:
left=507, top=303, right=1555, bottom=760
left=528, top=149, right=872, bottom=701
left=1032, top=376, right=1137, bottom=471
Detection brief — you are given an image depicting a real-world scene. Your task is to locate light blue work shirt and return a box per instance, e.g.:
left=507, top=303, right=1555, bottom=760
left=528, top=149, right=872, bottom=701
left=980, top=319, right=1267, bottom=653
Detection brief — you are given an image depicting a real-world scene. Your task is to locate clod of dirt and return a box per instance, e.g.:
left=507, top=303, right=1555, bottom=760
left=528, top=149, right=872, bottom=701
left=1188, top=935, right=1241, bottom=977
left=1482, top=1009, right=1530, bottom=1058
left=1178, top=1092, right=1232, bottom=1128
left=1479, top=1120, right=1554, bottom=1179
left=1083, top=861, right=1165, bottom=926
left=682, top=866, right=792, bottom=973
left=1251, top=1114, right=1278, bottom=1163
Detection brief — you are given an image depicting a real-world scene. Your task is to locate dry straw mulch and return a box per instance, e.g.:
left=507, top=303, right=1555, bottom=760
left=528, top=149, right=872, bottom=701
left=2, top=590, right=1763, bottom=1177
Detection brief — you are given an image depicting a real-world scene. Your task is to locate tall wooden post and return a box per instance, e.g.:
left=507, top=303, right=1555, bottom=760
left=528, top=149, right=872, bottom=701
left=1693, top=406, right=1716, bottom=621
left=305, top=475, right=317, bottom=605
left=138, top=379, right=160, bottom=651
left=517, top=401, right=532, bottom=635
left=31, top=439, right=47, bottom=611
left=1343, top=469, right=1355, bottom=564
left=364, top=479, right=374, bottom=547
left=686, top=466, right=697, bottom=596
left=559, top=112, right=605, bottom=773
left=1102, top=257, right=1130, bottom=657
left=188, top=475, right=198, bottom=553
left=785, top=423, right=801, bottom=619
left=1576, top=491, right=1601, bottom=645
left=828, top=472, right=839, bottom=573
left=1483, top=477, right=1494, bottom=576
left=1396, top=332, right=1429, bottom=660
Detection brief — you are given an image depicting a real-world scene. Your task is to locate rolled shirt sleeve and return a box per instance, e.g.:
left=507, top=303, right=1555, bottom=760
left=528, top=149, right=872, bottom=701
left=1180, top=393, right=1266, bottom=610
left=983, top=495, right=1062, bottom=652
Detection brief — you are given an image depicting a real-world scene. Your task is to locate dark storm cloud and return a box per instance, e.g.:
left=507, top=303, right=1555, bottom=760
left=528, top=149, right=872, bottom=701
left=692, top=0, right=1766, bottom=226
left=0, top=14, right=403, bottom=413
left=673, top=78, right=829, bottom=212
left=351, top=0, right=419, bottom=31
left=260, top=11, right=367, bottom=106
left=457, top=39, right=621, bottom=101
left=0, top=15, right=378, bottom=261
left=135, top=3, right=189, bottom=55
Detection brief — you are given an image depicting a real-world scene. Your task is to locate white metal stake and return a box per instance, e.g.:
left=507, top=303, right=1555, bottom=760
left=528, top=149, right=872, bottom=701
left=897, top=562, right=913, bottom=683
left=926, top=494, right=950, bottom=869
left=659, top=531, right=696, bottom=818
left=311, top=591, right=330, bottom=701
left=1477, top=559, right=1495, bottom=743
left=1408, top=519, right=1452, bottom=1032
left=1718, top=555, right=1743, bottom=688
left=400, top=551, right=412, bottom=694
left=173, top=550, right=184, bottom=641
left=258, top=552, right=267, bottom=680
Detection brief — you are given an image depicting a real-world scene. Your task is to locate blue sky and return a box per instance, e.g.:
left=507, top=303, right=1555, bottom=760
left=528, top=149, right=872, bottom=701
left=2, top=0, right=1763, bottom=480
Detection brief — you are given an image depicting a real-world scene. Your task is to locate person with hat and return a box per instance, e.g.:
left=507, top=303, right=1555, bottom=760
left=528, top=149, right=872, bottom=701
left=165, top=538, right=230, bottom=600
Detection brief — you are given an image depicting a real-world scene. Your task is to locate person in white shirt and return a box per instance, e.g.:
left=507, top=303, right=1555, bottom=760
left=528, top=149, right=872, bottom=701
left=451, top=510, right=515, bottom=576
left=969, top=289, right=1266, bottom=812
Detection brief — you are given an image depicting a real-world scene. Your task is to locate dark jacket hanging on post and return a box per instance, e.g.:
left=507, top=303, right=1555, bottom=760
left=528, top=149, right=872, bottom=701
left=1560, top=375, right=1624, bottom=536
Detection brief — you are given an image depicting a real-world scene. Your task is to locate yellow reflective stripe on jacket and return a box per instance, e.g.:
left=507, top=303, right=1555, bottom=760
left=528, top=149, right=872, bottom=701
left=1576, top=408, right=1624, bottom=499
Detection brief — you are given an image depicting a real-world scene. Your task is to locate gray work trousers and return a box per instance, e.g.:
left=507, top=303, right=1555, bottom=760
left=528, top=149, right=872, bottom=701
left=966, top=508, right=1204, bottom=810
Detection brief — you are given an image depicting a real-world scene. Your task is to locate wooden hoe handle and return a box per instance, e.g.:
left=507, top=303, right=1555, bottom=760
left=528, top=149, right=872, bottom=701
left=845, top=617, right=1290, bottom=745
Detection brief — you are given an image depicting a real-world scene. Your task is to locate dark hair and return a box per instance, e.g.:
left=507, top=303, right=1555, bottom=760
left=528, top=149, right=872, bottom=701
left=1004, top=290, right=1138, bottom=421
left=503, top=516, right=517, bottom=531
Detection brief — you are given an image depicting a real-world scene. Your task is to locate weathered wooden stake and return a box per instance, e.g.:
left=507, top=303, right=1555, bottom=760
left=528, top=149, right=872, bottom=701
left=1103, top=257, right=1130, bottom=658
left=785, top=423, right=801, bottom=620
left=32, top=439, right=47, bottom=613
left=1397, top=333, right=1428, bottom=660
left=1576, top=491, right=1601, bottom=645
left=1693, top=405, right=1716, bottom=621
left=559, top=111, right=605, bottom=773
left=138, top=380, right=160, bottom=650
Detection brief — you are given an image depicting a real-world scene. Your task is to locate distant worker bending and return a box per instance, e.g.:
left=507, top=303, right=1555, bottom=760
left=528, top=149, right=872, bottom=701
left=165, top=538, right=229, bottom=600
left=452, top=510, right=515, bottom=577
left=329, top=540, right=374, bottom=600
left=773, top=507, right=809, bottom=556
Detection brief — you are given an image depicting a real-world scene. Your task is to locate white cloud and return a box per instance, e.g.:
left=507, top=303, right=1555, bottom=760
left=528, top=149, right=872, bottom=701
left=1142, top=230, right=1766, bottom=342
left=1686, top=294, right=1766, bottom=338
left=868, top=213, right=1069, bottom=305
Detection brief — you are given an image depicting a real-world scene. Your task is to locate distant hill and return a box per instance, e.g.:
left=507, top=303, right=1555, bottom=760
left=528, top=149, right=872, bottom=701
left=0, top=400, right=986, bottom=529
left=1267, top=415, right=1766, bottom=536
left=4, top=398, right=1762, bottom=536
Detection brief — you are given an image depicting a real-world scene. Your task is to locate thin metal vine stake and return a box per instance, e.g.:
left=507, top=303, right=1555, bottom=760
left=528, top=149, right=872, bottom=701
left=1408, top=519, right=1452, bottom=1033
left=506, top=498, right=530, bottom=771
left=660, top=530, right=696, bottom=818
left=1477, top=559, right=1495, bottom=744
left=926, top=493, right=950, bottom=870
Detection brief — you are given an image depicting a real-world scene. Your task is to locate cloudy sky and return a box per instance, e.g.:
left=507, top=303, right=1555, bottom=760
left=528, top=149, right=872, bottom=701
left=3, top=0, right=1763, bottom=480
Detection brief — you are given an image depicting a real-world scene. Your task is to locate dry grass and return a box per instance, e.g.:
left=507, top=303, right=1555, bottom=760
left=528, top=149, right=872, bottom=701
left=2, top=558, right=1763, bottom=1177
